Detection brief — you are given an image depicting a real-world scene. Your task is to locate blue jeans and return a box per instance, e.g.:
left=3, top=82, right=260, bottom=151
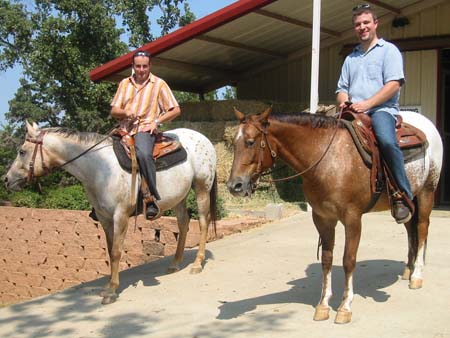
left=135, top=132, right=160, bottom=200
left=369, top=110, right=413, bottom=200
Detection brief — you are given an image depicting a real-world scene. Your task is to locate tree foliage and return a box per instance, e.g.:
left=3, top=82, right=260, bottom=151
left=0, top=0, right=197, bottom=203
left=0, top=0, right=195, bottom=133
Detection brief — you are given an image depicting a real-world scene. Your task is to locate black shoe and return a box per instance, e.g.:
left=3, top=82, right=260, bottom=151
left=89, top=208, right=99, bottom=221
left=146, top=203, right=159, bottom=219
left=393, top=201, right=411, bottom=224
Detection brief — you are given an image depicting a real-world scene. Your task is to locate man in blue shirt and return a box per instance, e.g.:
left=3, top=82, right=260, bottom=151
left=336, top=4, right=413, bottom=223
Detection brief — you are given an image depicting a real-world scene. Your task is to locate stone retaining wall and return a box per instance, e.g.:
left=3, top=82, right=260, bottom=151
left=0, top=207, right=262, bottom=306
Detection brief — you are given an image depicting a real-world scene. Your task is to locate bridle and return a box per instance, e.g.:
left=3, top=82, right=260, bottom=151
left=26, top=131, right=49, bottom=183
left=243, top=119, right=277, bottom=178
left=25, top=129, right=114, bottom=183
left=244, top=111, right=343, bottom=183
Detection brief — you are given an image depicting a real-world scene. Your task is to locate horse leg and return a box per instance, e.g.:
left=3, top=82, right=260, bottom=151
left=335, top=214, right=362, bottom=324
left=312, top=212, right=337, bottom=322
left=99, top=218, right=114, bottom=296
left=168, top=200, right=190, bottom=273
left=405, top=192, right=433, bottom=289
left=101, top=212, right=129, bottom=304
left=190, top=186, right=211, bottom=274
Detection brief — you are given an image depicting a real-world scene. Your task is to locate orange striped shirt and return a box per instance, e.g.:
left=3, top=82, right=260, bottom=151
left=111, top=73, right=179, bottom=135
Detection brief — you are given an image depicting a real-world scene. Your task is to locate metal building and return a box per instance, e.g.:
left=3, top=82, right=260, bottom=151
left=90, top=0, right=450, bottom=205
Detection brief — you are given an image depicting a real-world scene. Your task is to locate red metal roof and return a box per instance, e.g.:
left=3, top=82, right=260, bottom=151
left=89, top=0, right=433, bottom=93
left=89, top=0, right=277, bottom=83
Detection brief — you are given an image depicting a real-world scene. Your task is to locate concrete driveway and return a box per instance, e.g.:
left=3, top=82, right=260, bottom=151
left=0, top=210, right=449, bottom=338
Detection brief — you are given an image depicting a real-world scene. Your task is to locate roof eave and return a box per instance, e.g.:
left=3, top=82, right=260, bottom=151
left=89, top=0, right=278, bottom=83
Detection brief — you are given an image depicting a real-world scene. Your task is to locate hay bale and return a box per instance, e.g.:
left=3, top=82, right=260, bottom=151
left=304, top=104, right=337, bottom=116
left=215, top=142, right=233, bottom=183
left=223, top=122, right=239, bottom=147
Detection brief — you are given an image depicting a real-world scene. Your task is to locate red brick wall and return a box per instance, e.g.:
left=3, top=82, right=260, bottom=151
left=0, top=207, right=262, bottom=306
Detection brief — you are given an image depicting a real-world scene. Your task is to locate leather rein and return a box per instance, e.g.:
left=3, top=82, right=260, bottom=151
left=247, top=111, right=343, bottom=183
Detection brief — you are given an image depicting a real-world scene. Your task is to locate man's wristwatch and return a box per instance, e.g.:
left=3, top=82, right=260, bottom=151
left=154, top=118, right=161, bottom=127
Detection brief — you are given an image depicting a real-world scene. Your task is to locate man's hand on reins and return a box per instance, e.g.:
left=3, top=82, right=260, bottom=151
left=149, top=120, right=158, bottom=134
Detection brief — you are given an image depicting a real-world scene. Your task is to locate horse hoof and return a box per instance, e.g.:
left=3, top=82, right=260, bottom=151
left=190, top=266, right=203, bottom=274
left=101, top=294, right=117, bottom=305
left=409, top=278, right=423, bottom=289
left=167, top=266, right=180, bottom=274
left=334, top=310, right=352, bottom=324
left=313, top=305, right=330, bottom=321
left=402, top=267, right=411, bottom=280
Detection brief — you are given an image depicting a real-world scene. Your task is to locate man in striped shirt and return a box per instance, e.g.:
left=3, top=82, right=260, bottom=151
left=111, top=50, right=181, bottom=219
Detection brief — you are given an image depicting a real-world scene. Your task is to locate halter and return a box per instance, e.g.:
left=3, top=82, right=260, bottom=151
left=26, top=131, right=49, bottom=183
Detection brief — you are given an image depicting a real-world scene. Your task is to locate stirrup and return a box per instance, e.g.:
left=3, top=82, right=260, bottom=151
left=143, top=195, right=162, bottom=221
left=390, top=190, right=414, bottom=222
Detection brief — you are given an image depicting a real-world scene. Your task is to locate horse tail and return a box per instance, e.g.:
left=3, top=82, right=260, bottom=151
left=410, top=197, right=419, bottom=261
left=209, top=172, right=218, bottom=237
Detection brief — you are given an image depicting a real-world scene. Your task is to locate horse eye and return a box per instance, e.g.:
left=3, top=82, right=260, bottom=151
left=19, top=149, right=26, bottom=157
left=246, top=139, right=255, bottom=147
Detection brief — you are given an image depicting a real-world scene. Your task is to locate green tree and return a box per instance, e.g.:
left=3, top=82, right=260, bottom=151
left=174, top=90, right=218, bottom=103
left=0, top=0, right=196, bottom=203
left=0, top=0, right=195, bottom=133
left=220, top=86, right=237, bottom=100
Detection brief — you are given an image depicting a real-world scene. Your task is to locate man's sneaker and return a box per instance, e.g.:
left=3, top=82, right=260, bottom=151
left=393, top=200, right=412, bottom=224
left=145, top=203, right=159, bottom=219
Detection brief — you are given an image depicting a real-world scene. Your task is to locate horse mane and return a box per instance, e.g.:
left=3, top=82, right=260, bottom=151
left=269, top=112, right=344, bottom=129
left=42, top=127, right=112, bottom=145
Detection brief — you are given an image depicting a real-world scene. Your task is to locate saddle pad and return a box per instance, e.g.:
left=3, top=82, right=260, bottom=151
left=342, top=120, right=427, bottom=166
left=112, top=135, right=187, bottom=173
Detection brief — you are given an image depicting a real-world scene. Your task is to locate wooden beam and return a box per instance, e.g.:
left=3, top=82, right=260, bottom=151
left=365, top=0, right=401, bottom=14
left=195, top=35, right=286, bottom=59
left=152, top=56, right=238, bottom=79
left=340, top=35, right=450, bottom=55
left=255, top=9, right=340, bottom=37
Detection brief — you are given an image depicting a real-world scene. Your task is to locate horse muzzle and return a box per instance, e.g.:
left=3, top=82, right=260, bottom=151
left=227, top=176, right=256, bottom=197
left=4, top=172, right=26, bottom=191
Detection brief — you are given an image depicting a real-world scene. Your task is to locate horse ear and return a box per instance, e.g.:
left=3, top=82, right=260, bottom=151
left=25, top=120, right=39, bottom=138
left=260, top=106, right=272, bottom=121
left=233, top=107, right=245, bottom=121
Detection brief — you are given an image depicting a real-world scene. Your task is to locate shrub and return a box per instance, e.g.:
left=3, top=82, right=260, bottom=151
left=10, top=190, right=42, bottom=208
left=7, top=184, right=227, bottom=220
left=9, top=184, right=90, bottom=210
left=41, top=185, right=91, bottom=210
left=164, top=189, right=227, bottom=220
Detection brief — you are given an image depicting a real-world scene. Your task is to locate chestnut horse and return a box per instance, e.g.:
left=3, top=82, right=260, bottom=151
left=5, top=122, right=217, bottom=304
left=227, top=107, right=443, bottom=324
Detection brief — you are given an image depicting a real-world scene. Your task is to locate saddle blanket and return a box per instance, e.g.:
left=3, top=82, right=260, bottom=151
left=112, top=134, right=187, bottom=173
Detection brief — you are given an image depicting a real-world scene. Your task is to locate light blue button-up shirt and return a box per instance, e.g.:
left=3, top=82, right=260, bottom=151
left=336, top=38, right=404, bottom=116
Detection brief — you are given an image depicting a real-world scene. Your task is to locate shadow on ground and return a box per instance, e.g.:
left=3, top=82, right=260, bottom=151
left=216, top=259, right=405, bottom=320
left=0, top=248, right=212, bottom=338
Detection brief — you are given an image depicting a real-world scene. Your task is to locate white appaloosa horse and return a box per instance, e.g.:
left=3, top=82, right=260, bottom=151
left=5, top=122, right=217, bottom=304
left=227, top=107, right=443, bottom=323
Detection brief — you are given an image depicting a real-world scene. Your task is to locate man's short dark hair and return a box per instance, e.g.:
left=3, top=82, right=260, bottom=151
left=133, top=50, right=152, bottom=61
left=352, top=4, right=378, bottom=22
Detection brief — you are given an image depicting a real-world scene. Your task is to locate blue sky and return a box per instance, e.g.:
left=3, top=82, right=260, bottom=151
left=0, top=0, right=236, bottom=126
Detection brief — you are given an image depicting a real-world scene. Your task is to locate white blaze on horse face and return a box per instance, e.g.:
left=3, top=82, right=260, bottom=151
left=235, top=124, right=244, bottom=142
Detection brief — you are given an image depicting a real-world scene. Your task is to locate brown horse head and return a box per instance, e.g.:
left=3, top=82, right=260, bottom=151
left=227, top=106, right=276, bottom=197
